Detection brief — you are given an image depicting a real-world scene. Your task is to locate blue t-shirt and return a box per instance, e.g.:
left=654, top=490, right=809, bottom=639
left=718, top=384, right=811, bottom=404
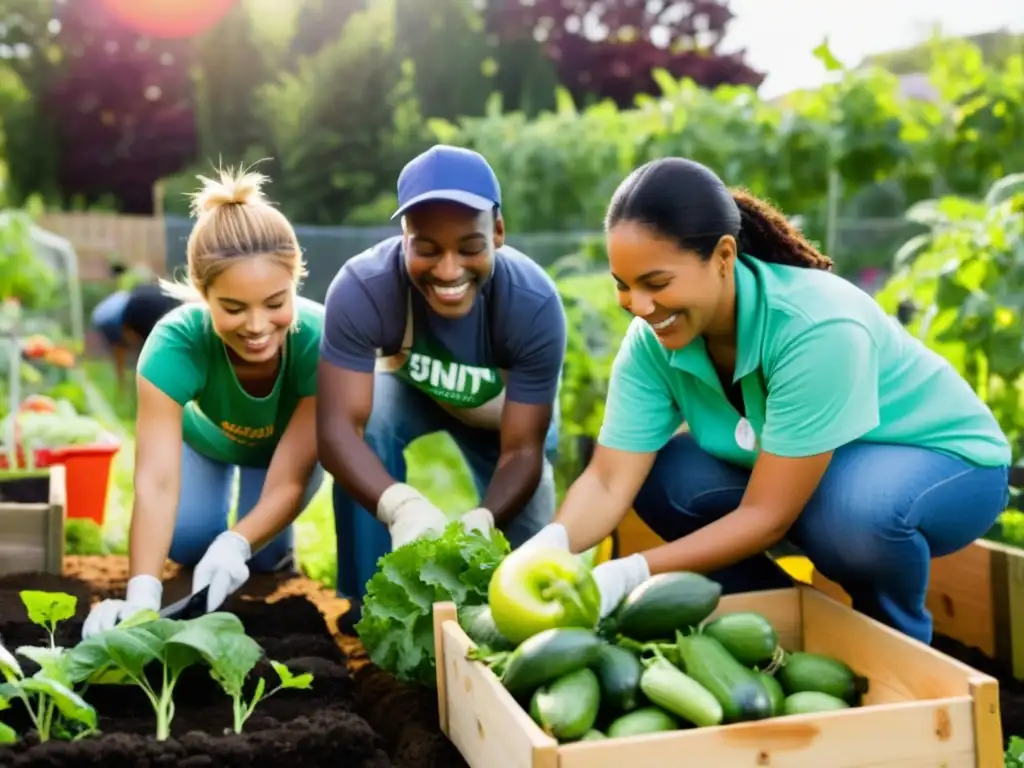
left=91, top=290, right=130, bottom=345
left=320, top=237, right=566, bottom=428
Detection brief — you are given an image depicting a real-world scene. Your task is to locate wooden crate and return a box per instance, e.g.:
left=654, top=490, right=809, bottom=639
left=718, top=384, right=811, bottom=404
left=0, top=465, right=66, bottom=577
left=812, top=539, right=1024, bottom=680
left=433, top=586, right=1004, bottom=767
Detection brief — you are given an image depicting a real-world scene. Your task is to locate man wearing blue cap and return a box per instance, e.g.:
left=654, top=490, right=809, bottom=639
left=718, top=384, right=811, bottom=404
left=317, top=145, right=567, bottom=628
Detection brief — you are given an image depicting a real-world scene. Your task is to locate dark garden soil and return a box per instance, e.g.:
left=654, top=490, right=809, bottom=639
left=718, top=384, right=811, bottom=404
left=932, top=632, right=1024, bottom=747
left=0, top=557, right=466, bottom=768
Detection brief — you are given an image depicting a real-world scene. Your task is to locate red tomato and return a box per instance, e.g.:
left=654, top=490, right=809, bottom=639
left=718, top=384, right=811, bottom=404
left=20, top=395, right=58, bottom=414
left=99, top=0, right=237, bottom=38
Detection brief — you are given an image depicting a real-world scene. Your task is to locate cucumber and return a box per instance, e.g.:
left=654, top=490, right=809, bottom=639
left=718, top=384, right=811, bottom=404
left=459, top=604, right=515, bottom=651
left=501, top=628, right=604, bottom=696
left=614, top=573, right=722, bottom=641
left=776, top=652, right=868, bottom=704
left=529, top=668, right=602, bottom=741
left=783, top=691, right=850, bottom=715
left=757, top=671, right=785, bottom=717
left=675, top=632, right=773, bottom=723
left=594, top=644, right=643, bottom=713
left=580, top=729, right=607, bottom=741
left=639, top=655, right=723, bottom=727
left=702, top=612, right=779, bottom=667
left=606, top=706, right=679, bottom=738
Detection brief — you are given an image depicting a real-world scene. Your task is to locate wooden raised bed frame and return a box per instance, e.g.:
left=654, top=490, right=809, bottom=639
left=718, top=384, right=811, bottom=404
left=615, top=507, right=1024, bottom=681
left=433, top=586, right=1003, bottom=768
left=0, top=464, right=66, bottom=577
left=813, top=539, right=1024, bottom=682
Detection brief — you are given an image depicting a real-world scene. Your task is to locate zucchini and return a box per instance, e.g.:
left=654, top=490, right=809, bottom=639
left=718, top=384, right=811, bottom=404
left=776, top=652, right=868, bottom=704
left=580, top=729, right=607, bottom=741
left=529, top=668, right=602, bottom=741
left=595, top=644, right=643, bottom=713
left=757, top=671, right=785, bottom=717
left=702, top=612, right=779, bottom=667
left=614, top=573, right=722, bottom=641
left=675, top=632, right=773, bottom=723
left=638, top=655, right=723, bottom=727
left=606, top=706, right=679, bottom=738
left=501, top=628, right=604, bottom=696
left=783, top=691, right=850, bottom=715
left=459, top=604, right=515, bottom=651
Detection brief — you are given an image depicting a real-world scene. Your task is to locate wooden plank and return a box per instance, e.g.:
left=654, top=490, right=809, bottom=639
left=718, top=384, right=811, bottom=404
left=970, top=677, right=1004, bottom=768
left=810, top=539, right=1024, bottom=678
left=433, top=601, right=456, bottom=735
left=927, top=541, right=1000, bottom=659
left=558, top=698, right=976, bottom=768
left=0, top=502, right=53, bottom=575
left=615, top=509, right=664, bottom=557
left=440, top=612, right=558, bottom=768
left=45, top=465, right=66, bottom=574
left=801, top=588, right=991, bottom=704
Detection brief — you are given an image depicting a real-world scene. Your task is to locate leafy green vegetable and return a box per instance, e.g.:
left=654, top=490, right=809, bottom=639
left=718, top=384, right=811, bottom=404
left=164, top=613, right=312, bottom=733
left=20, top=590, right=77, bottom=647
left=0, top=695, right=15, bottom=745
left=0, top=590, right=97, bottom=743
left=1006, top=734, right=1024, bottom=767
left=65, top=616, right=206, bottom=740
left=355, top=521, right=510, bottom=687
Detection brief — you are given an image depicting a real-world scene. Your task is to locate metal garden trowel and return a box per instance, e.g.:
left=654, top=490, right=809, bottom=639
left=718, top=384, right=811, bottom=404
left=158, top=585, right=212, bottom=620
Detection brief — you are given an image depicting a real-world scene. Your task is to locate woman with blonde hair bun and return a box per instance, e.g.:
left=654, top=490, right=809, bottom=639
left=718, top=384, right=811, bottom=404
left=83, top=166, right=326, bottom=637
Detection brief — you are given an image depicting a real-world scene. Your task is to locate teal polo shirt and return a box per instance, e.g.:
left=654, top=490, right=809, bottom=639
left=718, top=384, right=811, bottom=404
left=597, top=253, right=1011, bottom=469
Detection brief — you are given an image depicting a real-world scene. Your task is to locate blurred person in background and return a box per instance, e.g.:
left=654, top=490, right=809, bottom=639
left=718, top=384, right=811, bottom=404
left=317, top=145, right=567, bottom=632
left=82, top=167, right=326, bottom=638
left=91, top=276, right=184, bottom=393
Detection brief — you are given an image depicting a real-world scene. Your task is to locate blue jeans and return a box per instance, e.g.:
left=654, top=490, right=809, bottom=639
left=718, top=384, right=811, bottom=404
left=634, top=433, right=1009, bottom=644
left=333, top=371, right=559, bottom=600
left=169, top=441, right=325, bottom=572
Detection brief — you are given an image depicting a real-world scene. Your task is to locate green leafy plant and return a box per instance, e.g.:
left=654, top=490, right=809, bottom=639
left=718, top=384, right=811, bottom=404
left=355, top=521, right=511, bottom=687
left=0, top=591, right=97, bottom=743
left=875, top=172, right=1024, bottom=459
left=165, top=615, right=313, bottom=733
left=1006, top=734, right=1024, bottom=767
left=63, top=609, right=316, bottom=740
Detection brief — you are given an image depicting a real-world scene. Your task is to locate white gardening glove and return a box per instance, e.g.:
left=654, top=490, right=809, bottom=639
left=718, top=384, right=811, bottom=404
left=193, top=530, right=251, bottom=613
left=82, top=574, right=162, bottom=638
left=377, top=483, right=450, bottom=550
left=518, top=522, right=570, bottom=554
left=460, top=507, right=494, bottom=538
left=592, top=554, right=651, bottom=618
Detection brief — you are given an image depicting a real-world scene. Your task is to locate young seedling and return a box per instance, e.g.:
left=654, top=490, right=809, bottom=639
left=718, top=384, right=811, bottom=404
left=0, top=591, right=98, bottom=743
left=64, top=615, right=206, bottom=741
left=20, top=591, right=77, bottom=649
left=0, top=636, right=97, bottom=743
left=165, top=614, right=314, bottom=733
left=0, top=695, right=15, bottom=745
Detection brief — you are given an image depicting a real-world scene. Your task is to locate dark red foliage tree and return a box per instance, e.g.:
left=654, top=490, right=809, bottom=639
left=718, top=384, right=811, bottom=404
left=487, top=0, right=764, bottom=107
left=45, top=0, right=197, bottom=213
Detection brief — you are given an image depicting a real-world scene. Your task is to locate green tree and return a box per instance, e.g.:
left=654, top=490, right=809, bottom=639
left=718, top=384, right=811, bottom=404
left=256, top=0, right=429, bottom=225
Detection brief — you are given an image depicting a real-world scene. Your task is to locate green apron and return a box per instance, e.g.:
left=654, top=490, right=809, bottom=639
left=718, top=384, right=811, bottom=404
left=376, top=291, right=507, bottom=428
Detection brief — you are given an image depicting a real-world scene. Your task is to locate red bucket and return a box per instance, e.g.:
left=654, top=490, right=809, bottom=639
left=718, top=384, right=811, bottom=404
left=0, top=438, right=121, bottom=524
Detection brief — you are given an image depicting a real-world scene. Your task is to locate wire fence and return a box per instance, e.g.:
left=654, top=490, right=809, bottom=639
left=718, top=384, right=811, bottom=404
left=164, top=216, right=603, bottom=302
left=163, top=214, right=915, bottom=302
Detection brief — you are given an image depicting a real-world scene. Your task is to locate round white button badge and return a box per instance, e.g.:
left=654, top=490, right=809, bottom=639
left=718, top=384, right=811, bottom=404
left=735, top=418, right=757, bottom=452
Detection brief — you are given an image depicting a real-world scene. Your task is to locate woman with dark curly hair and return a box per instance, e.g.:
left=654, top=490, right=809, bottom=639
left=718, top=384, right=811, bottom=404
left=522, top=157, right=1010, bottom=644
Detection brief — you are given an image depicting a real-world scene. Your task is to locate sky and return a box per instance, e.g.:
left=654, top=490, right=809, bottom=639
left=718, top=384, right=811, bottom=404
left=721, top=0, right=1024, bottom=98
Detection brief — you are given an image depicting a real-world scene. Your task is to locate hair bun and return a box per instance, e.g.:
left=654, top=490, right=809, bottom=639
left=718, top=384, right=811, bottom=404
left=189, top=166, right=269, bottom=217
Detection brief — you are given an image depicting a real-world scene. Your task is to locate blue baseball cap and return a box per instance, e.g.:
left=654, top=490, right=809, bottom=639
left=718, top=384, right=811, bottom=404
left=392, top=145, right=501, bottom=220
